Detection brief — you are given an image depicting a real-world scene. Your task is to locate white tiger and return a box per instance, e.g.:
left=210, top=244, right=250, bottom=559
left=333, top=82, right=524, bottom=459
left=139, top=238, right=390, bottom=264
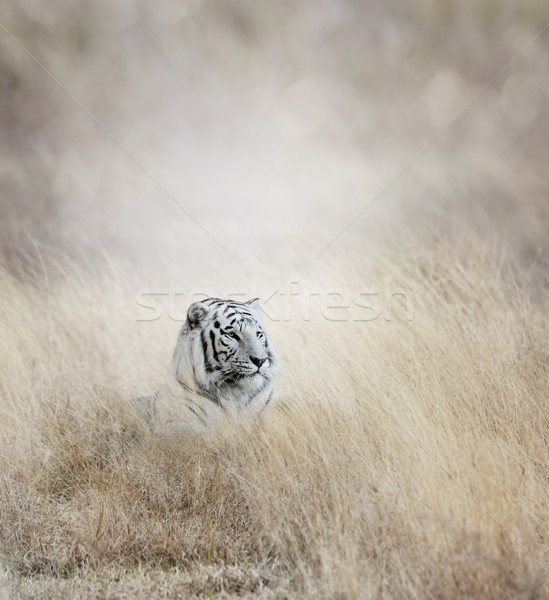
left=134, top=297, right=280, bottom=432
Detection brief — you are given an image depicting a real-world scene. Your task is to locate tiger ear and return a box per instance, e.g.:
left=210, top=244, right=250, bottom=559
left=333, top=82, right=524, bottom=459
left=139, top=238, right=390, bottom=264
left=186, top=302, right=210, bottom=329
left=245, top=298, right=262, bottom=315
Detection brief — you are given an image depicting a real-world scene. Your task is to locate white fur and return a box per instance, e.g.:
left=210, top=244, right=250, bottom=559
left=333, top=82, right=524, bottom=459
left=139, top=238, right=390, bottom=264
left=134, top=298, right=280, bottom=432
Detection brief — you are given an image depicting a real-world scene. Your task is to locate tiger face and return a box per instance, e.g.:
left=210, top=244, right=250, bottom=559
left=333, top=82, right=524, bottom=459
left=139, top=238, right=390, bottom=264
left=181, top=297, right=279, bottom=402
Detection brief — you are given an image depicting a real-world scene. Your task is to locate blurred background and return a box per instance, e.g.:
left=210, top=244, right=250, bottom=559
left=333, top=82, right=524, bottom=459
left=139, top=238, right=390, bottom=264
left=1, top=0, right=548, bottom=287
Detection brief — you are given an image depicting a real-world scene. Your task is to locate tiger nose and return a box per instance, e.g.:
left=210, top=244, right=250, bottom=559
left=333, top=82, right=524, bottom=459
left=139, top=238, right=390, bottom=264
left=250, top=356, right=267, bottom=368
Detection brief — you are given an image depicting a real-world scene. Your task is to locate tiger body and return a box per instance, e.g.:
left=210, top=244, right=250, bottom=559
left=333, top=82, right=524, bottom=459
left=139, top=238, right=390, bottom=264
left=134, top=298, right=280, bottom=432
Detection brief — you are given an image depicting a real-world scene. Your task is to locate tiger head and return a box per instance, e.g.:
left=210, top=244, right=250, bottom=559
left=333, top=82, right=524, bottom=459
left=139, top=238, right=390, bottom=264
left=172, top=297, right=280, bottom=404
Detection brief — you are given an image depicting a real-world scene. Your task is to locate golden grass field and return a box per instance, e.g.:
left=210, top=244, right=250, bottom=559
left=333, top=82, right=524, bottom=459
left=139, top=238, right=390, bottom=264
left=1, top=1, right=549, bottom=598
left=2, top=233, right=549, bottom=599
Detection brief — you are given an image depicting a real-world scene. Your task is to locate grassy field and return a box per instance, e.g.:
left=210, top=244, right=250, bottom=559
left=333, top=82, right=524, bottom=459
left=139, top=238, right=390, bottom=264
left=1, top=235, right=549, bottom=599
left=1, top=1, right=549, bottom=598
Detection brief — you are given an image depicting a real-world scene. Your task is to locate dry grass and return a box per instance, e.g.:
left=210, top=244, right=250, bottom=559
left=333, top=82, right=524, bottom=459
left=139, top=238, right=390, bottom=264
left=1, top=236, right=548, bottom=599
left=2, top=0, right=549, bottom=597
